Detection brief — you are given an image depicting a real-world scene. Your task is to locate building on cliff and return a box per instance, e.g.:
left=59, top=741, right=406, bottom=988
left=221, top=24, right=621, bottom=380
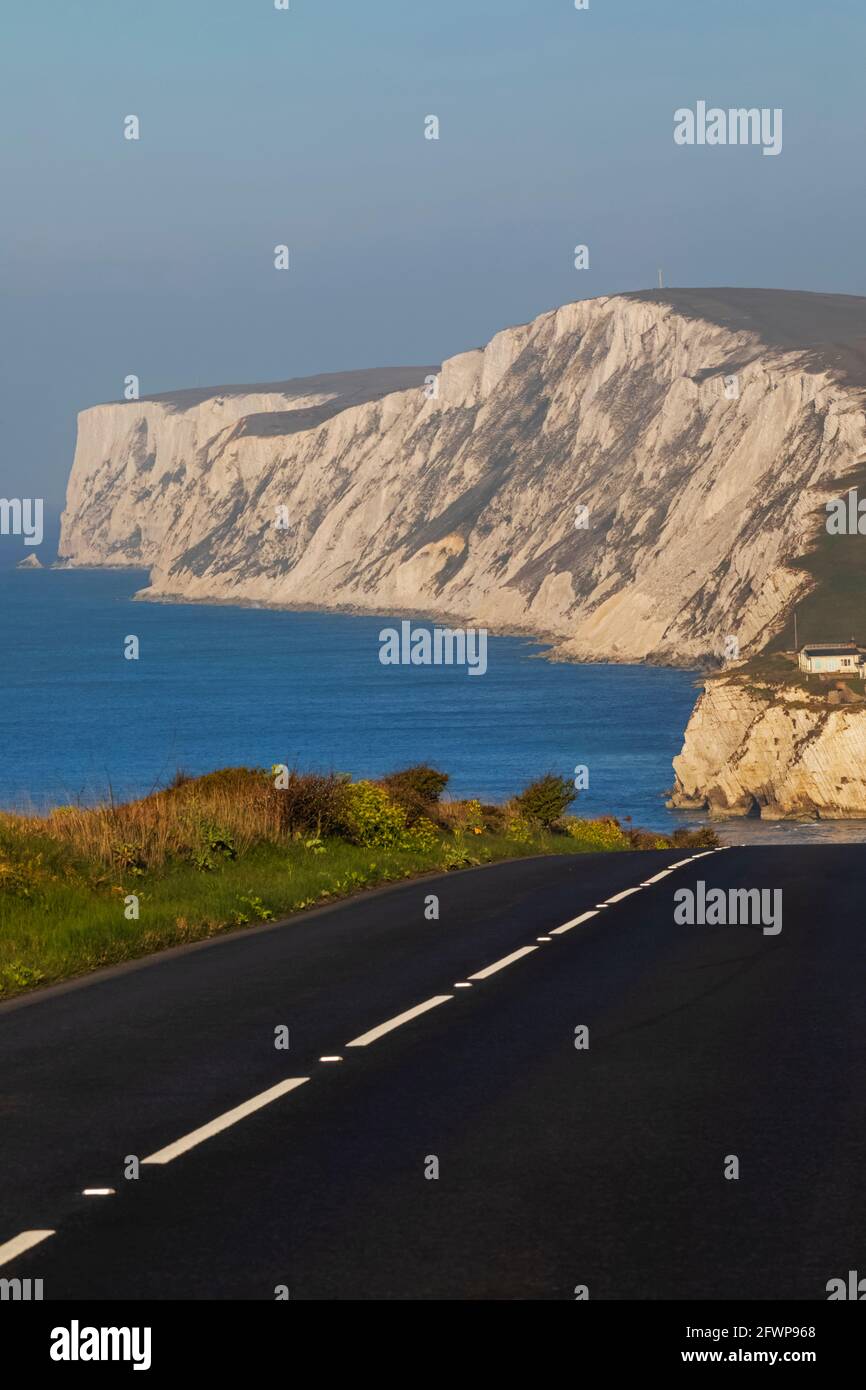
left=798, top=642, right=864, bottom=675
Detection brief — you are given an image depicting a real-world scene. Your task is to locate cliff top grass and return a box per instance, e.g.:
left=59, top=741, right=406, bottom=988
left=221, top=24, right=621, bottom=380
left=718, top=650, right=866, bottom=702
left=0, top=765, right=717, bottom=999
left=720, top=650, right=816, bottom=698
left=768, top=459, right=866, bottom=656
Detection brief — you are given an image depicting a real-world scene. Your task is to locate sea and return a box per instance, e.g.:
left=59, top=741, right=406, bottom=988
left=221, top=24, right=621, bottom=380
left=3, top=567, right=863, bottom=842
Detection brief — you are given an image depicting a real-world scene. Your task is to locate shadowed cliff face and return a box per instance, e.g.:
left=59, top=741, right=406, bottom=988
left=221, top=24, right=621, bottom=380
left=59, top=290, right=866, bottom=664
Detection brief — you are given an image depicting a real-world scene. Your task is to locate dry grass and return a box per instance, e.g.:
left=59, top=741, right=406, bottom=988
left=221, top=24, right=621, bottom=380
left=8, top=767, right=281, bottom=873
left=0, top=765, right=718, bottom=879
left=0, top=763, right=718, bottom=998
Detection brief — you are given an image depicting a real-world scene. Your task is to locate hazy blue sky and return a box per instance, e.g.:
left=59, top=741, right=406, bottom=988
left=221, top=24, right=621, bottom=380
left=2, top=0, right=864, bottom=504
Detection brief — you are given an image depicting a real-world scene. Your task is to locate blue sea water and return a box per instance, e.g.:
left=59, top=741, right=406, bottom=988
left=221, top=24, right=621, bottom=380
left=1, top=568, right=703, bottom=829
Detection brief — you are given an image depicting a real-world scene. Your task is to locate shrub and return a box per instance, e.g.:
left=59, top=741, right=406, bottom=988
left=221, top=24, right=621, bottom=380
left=382, top=764, right=449, bottom=804
left=176, top=766, right=265, bottom=796
left=341, top=781, right=411, bottom=848
left=625, top=828, right=670, bottom=850
left=459, top=799, right=485, bottom=834
left=380, top=765, right=449, bottom=824
left=478, top=802, right=506, bottom=833
left=441, top=798, right=486, bottom=835
left=514, top=774, right=576, bottom=828
left=503, top=807, right=537, bottom=843
left=338, top=784, right=444, bottom=851
left=273, top=771, right=350, bottom=838
left=561, top=816, right=630, bottom=851
left=407, top=816, right=440, bottom=852
left=670, top=826, right=719, bottom=848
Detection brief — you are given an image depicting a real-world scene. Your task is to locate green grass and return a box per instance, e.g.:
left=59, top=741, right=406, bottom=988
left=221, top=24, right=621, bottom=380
left=0, top=823, right=705, bottom=1001
left=769, top=461, right=866, bottom=653
left=723, top=649, right=866, bottom=701
left=0, top=830, right=596, bottom=997
left=0, top=770, right=716, bottom=1000
left=723, top=650, right=817, bottom=698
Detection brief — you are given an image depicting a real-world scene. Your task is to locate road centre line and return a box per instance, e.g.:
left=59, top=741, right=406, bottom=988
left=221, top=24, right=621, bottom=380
left=0, top=847, right=738, bottom=1272
left=143, top=851, right=729, bottom=1163
left=468, top=945, right=538, bottom=980
left=142, top=1077, right=310, bottom=1165
left=342, top=849, right=728, bottom=1053
left=0, top=1228, right=55, bottom=1269
left=346, top=995, right=453, bottom=1047
left=604, top=885, right=644, bottom=904
left=135, top=851, right=731, bottom=1166
left=551, top=909, right=600, bottom=935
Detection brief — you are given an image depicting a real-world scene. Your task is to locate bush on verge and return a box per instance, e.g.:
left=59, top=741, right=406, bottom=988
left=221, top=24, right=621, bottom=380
left=380, top=765, right=450, bottom=824
left=514, top=774, right=576, bottom=828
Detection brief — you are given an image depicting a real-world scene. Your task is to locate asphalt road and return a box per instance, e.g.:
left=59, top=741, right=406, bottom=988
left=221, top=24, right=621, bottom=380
left=2, top=844, right=865, bottom=1300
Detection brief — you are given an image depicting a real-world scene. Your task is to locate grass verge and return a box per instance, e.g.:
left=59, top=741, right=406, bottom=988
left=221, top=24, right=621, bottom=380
left=0, top=765, right=716, bottom=999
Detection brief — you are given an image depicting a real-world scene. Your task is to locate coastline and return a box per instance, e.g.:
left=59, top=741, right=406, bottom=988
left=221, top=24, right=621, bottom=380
left=124, top=573, right=715, bottom=672
left=44, top=565, right=864, bottom=830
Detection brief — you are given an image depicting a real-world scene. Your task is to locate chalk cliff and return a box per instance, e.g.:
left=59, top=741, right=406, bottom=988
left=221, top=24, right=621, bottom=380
left=671, top=668, right=866, bottom=818
left=59, top=288, right=866, bottom=664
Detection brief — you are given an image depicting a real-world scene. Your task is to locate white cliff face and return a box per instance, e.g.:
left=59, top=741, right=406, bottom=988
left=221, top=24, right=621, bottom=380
left=671, top=676, right=866, bottom=818
left=58, top=368, right=433, bottom=570
left=59, top=289, right=866, bottom=664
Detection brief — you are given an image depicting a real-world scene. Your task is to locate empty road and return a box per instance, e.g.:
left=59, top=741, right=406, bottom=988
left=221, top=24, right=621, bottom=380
left=2, top=844, right=864, bottom=1300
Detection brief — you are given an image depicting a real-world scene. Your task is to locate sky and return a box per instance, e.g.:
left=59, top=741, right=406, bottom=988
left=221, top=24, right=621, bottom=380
left=2, top=0, right=865, bottom=506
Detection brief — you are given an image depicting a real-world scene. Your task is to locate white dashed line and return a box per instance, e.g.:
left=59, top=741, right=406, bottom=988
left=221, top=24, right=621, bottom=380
left=551, top=909, right=600, bottom=935
left=605, top=885, right=644, bottom=904
left=142, top=1077, right=310, bottom=1165
left=469, top=946, right=538, bottom=980
left=5, top=846, right=733, bottom=1271
left=0, top=1229, right=55, bottom=1268
left=346, top=995, right=452, bottom=1047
